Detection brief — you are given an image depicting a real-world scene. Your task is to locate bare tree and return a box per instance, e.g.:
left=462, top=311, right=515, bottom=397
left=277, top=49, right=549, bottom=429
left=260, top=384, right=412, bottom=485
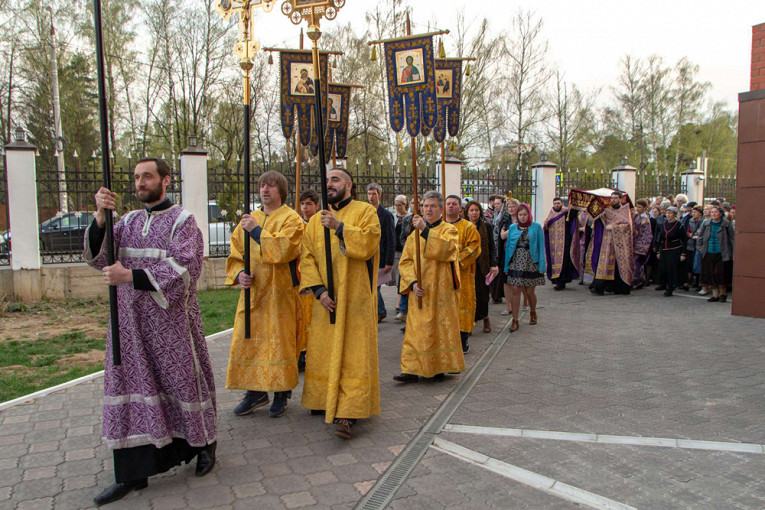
left=547, top=70, right=599, bottom=169
left=671, top=57, right=710, bottom=172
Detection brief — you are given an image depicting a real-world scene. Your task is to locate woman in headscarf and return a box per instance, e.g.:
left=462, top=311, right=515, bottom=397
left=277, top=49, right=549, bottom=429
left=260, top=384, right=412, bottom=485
left=499, top=198, right=520, bottom=314
left=696, top=206, right=735, bottom=303
left=654, top=206, right=688, bottom=297
left=464, top=201, right=498, bottom=333
left=504, top=203, right=545, bottom=332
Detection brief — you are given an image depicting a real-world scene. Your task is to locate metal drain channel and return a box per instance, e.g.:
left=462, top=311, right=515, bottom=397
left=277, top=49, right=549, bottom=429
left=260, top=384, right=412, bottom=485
left=355, top=315, right=517, bottom=509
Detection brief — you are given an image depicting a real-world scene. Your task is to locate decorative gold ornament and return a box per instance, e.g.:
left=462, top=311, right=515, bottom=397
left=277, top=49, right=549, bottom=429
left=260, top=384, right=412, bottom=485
left=449, top=140, right=456, bottom=152
left=438, top=37, right=445, bottom=59
left=397, top=134, right=404, bottom=150
left=370, top=45, right=377, bottom=61
left=268, top=52, right=273, bottom=64
left=280, top=0, right=345, bottom=26
left=425, top=139, right=432, bottom=152
left=465, top=63, right=471, bottom=76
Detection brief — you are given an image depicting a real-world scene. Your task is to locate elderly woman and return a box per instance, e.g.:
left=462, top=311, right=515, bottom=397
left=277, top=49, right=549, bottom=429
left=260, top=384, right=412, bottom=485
left=504, top=203, right=545, bottom=332
left=696, top=206, right=735, bottom=303
left=686, top=204, right=704, bottom=289
left=464, top=201, right=498, bottom=332
left=654, top=206, right=688, bottom=296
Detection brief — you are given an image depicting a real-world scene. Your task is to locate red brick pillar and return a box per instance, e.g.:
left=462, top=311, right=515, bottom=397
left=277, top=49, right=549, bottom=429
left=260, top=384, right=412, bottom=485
left=733, top=22, right=765, bottom=318
left=751, top=23, right=765, bottom=91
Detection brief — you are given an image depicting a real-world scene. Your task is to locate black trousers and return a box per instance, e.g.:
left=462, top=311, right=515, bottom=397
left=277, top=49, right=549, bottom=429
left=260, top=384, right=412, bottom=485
left=658, top=248, right=683, bottom=291
left=594, top=260, right=631, bottom=295
left=113, top=438, right=212, bottom=483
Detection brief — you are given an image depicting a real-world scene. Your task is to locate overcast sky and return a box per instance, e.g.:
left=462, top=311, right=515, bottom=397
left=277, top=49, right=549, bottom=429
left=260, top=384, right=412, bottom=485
left=254, top=0, right=763, bottom=110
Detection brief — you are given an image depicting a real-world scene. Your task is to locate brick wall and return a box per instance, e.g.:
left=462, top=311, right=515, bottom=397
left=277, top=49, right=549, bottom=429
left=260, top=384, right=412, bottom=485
left=752, top=23, right=765, bottom=91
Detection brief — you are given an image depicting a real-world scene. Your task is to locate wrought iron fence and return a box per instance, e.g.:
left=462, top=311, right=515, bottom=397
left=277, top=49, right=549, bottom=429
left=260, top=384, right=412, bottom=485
left=35, top=158, right=181, bottom=264
left=462, top=167, right=535, bottom=206
left=0, top=154, right=9, bottom=266
left=705, top=175, right=737, bottom=203
left=555, top=168, right=615, bottom=198
left=635, top=172, right=687, bottom=200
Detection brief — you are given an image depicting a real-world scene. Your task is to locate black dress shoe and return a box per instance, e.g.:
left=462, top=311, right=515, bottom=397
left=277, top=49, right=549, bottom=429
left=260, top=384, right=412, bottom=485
left=195, top=443, right=216, bottom=477
left=707, top=296, right=720, bottom=302
left=720, top=295, right=728, bottom=303
left=310, top=409, right=326, bottom=416
left=432, top=373, right=445, bottom=381
left=664, top=289, right=673, bottom=297
left=94, top=479, right=148, bottom=506
left=393, top=373, right=418, bottom=383
left=554, top=284, right=565, bottom=291
left=589, top=288, right=604, bottom=296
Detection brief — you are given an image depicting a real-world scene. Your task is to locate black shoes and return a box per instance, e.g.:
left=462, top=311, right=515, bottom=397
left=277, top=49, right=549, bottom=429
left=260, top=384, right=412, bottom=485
left=393, top=373, right=418, bottom=383
left=432, top=373, right=445, bottom=381
left=720, top=295, right=728, bottom=302
left=234, top=391, right=269, bottom=416
left=708, top=296, right=720, bottom=302
left=554, top=284, right=565, bottom=291
left=590, top=288, right=604, bottom=296
left=462, top=338, right=470, bottom=354
left=94, top=479, right=148, bottom=506
left=269, top=391, right=291, bottom=418
left=664, top=289, right=673, bottom=297
left=195, top=443, right=216, bottom=477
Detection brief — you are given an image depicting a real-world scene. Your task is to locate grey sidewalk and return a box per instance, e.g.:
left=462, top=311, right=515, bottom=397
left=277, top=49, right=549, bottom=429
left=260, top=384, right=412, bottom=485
left=1, top=284, right=764, bottom=509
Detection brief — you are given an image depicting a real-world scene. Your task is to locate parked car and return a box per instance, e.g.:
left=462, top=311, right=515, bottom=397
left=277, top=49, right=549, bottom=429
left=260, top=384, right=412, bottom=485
left=39, top=211, right=95, bottom=252
left=208, top=200, right=260, bottom=249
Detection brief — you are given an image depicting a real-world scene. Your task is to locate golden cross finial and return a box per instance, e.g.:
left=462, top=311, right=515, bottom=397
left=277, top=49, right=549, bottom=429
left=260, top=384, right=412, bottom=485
left=214, top=0, right=275, bottom=67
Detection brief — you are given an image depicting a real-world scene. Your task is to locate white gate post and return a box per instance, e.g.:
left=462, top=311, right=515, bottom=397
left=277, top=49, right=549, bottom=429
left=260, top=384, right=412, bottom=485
left=439, top=156, right=462, bottom=198
left=611, top=157, right=637, bottom=200
left=5, top=128, right=41, bottom=270
left=531, top=153, right=557, bottom=223
left=180, top=136, right=209, bottom=257
left=681, top=161, right=705, bottom=205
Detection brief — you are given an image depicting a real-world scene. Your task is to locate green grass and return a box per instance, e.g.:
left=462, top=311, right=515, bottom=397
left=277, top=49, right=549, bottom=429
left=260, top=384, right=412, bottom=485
left=0, top=288, right=240, bottom=403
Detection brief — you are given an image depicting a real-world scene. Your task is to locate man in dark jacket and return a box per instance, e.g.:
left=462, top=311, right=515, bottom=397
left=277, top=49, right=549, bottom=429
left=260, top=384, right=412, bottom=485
left=368, top=183, right=395, bottom=322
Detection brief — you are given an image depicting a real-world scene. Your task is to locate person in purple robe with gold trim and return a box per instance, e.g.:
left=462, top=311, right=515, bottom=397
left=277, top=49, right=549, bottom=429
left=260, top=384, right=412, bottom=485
left=85, top=157, right=217, bottom=506
left=590, top=191, right=634, bottom=296
left=631, top=198, right=654, bottom=288
left=543, top=196, right=578, bottom=291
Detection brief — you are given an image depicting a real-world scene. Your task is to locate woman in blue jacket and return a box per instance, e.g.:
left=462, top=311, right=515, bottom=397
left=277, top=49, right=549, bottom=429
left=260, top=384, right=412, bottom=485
left=504, top=203, right=546, bottom=332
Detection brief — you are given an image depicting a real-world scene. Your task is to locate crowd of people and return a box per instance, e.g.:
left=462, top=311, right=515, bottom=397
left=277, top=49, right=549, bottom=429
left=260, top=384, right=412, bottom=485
left=84, top=157, right=736, bottom=505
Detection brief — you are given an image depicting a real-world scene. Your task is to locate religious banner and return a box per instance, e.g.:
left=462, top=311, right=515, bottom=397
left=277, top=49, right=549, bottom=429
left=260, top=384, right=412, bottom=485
left=421, top=58, right=462, bottom=142
left=568, top=188, right=632, bottom=219
left=279, top=50, right=330, bottom=147
left=383, top=35, right=438, bottom=137
left=321, top=82, right=352, bottom=162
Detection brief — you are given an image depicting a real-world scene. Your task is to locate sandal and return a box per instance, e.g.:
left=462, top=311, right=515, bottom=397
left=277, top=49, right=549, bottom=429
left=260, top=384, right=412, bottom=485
left=510, top=320, right=519, bottom=332
left=333, top=419, right=353, bottom=439
left=529, top=311, right=537, bottom=325
left=500, top=310, right=510, bottom=316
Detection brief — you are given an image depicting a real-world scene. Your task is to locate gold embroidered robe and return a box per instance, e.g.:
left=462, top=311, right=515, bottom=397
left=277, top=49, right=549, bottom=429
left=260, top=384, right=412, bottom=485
left=225, top=204, right=304, bottom=392
left=451, top=218, right=481, bottom=333
left=399, top=221, right=464, bottom=377
left=299, top=200, right=381, bottom=422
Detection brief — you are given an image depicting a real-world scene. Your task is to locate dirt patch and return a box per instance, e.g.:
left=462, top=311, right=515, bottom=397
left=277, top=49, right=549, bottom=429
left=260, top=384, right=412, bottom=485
left=56, top=350, right=104, bottom=367
left=0, top=299, right=107, bottom=343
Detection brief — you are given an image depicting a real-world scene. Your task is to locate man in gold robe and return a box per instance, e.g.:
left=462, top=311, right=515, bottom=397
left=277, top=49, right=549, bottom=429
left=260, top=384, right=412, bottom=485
left=445, top=195, right=481, bottom=354
left=297, top=189, right=321, bottom=371
left=225, top=171, right=304, bottom=418
left=395, top=191, right=464, bottom=383
left=299, top=168, right=381, bottom=440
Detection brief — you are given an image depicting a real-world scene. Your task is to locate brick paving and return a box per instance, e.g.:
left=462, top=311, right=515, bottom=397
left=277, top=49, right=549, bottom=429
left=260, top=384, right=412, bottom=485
left=1, top=284, right=763, bottom=509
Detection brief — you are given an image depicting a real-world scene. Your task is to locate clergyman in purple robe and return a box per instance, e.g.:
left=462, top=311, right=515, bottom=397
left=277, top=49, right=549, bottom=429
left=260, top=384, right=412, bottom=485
left=84, top=157, right=217, bottom=506
left=631, top=198, right=654, bottom=288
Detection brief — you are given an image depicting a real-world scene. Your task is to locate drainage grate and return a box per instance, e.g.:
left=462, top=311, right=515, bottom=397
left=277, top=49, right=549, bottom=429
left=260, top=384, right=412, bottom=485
left=355, top=315, right=518, bottom=509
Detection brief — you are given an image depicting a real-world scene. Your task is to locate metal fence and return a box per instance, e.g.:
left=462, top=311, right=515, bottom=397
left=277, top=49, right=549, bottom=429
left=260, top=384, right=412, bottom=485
left=635, top=172, right=687, bottom=201
left=556, top=168, right=615, bottom=198
left=35, top=158, right=181, bottom=264
left=462, top=167, right=536, bottom=206
left=705, top=175, right=737, bottom=203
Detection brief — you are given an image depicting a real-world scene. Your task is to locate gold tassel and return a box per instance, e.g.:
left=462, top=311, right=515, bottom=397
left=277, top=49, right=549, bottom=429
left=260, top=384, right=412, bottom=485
left=449, top=140, right=456, bottom=152
left=465, top=63, right=471, bottom=76
left=370, top=45, right=377, bottom=62
left=438, top=38, right=446, bottom=59
left=268, top=53, right=273, bottom=65
left=425, top=139, right=432, bottom=152
left=397, top=134, right=404, bottom=150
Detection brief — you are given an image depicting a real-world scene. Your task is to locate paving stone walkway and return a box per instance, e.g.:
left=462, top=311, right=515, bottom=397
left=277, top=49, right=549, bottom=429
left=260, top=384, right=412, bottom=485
left=1, top=284, right=763, bottom=509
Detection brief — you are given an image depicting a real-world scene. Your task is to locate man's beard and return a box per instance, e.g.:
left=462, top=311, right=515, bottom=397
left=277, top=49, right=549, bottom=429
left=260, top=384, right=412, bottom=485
left=553, top=205, right=562, bottom=212
left=327, top=188, right=345, bottom=204
left=138, top=185, right=163, bottom=204
left=611, top=202, right=621, bottom=209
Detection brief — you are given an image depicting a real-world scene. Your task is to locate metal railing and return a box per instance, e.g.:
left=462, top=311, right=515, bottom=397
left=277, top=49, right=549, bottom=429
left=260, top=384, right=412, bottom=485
left=556, top=168, right=615, bottom=198
left=705, top=175, right=737, bottom=203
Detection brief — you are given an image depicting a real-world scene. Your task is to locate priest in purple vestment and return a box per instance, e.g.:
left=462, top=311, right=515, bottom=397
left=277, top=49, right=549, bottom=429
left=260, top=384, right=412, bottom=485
left=590, top=191, right=634, bottom=296
left=543, top=197, right=579, bottom=290
left=631, top=198, right=653, bottom=288
left=84, top=157, right=217, bottom=506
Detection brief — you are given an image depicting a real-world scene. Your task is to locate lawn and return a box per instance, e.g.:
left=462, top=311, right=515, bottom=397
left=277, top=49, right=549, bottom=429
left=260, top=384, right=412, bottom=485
left=0, top=288, right=240, bottom=403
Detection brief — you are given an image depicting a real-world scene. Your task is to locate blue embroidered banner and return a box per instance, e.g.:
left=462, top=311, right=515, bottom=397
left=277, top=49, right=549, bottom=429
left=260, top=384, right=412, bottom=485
left=420, top=59, right=462, bottom=143
left=279, top=50, right=330, bottom=147
left=319, top=83, right=352, bottom=162
left=383, top=35, right=437, bottom=137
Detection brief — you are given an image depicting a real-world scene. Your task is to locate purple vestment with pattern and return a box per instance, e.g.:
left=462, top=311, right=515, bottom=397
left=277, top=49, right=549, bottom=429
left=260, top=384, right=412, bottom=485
left=84, top=206, right=217, bottom=450
left=632, top=212, right=653, bottom=286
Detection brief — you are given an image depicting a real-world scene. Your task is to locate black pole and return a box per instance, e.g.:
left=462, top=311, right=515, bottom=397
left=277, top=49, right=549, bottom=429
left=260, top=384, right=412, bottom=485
left=243, top=83, right=251, bottom=338
left=93, top=0, right=120, bottom=365
left=311, top=47, right=335, bottom=324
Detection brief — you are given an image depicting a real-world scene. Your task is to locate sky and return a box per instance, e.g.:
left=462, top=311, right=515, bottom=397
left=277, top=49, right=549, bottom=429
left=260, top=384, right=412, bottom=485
left=253, top=0, right=764, bottom=109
